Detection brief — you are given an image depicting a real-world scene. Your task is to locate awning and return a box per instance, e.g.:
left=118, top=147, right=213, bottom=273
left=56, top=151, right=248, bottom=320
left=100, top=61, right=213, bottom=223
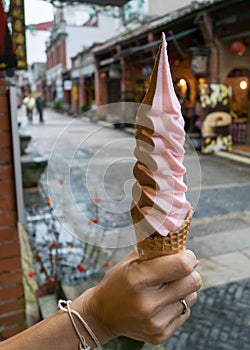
left=44, top=0, right=129, bottom=6
left=119, top=27, right=198, bottom=57
left=98, top=27, right=199, bottom=66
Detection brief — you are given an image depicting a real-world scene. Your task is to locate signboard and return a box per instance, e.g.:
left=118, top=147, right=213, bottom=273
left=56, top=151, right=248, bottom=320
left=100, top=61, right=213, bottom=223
left=200, top=83, right=232, bottom=153
left=64, top=80, right=72, bottom=91
left=190, top=47, right=210, bottom=76
left=10, top=0, right=27, bottom=70
left=73, top=85, right=78, bottom=101
left=0, top=1, right=17, bottom=70
left=191, top=55, right=208, bottom=75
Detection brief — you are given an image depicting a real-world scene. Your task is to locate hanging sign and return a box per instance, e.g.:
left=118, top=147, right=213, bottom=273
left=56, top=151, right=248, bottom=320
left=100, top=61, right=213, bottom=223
left=190, top=47, right=210, bottom=76
left=10, top=0, right=27, bottom=70
left=0, top=0, right=17, bottom=70
left=64, top=80, right=72, bottom=91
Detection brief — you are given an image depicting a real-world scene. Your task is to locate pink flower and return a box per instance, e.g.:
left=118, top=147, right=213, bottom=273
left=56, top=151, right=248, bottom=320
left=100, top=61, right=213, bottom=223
left=58, top=178, right=64, bottom=185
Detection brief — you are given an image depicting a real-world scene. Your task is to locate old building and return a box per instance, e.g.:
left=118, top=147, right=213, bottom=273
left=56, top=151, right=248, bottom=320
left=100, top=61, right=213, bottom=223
left=92, top=0, right=250, bottom=143
left=71, top=43, right=101, bottom=114
left=45, top=4, right=118, bottom=112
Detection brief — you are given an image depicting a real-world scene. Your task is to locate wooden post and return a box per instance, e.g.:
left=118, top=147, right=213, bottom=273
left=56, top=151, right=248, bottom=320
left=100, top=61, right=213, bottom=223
left=199, top=11, right=221, bottom=83
left=246, top=97, right=250, bottom=143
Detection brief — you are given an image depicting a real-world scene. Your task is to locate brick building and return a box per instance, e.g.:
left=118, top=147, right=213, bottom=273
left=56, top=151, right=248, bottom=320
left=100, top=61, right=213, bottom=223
left=0, top=74, right=26, bottom=340
left=45, top=5, right=118, bottom=111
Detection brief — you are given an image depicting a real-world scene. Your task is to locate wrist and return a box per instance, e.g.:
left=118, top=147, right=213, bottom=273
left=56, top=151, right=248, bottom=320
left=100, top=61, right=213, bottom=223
left=73, top=286, right=115, bottom=348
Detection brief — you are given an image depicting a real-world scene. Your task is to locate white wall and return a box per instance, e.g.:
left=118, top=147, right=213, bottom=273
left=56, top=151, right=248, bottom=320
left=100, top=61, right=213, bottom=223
left=65, top=13, right=117, bottom=68
left=26, top=30, right=50, bottom=64
left=144, top=0, right=206, bottom=17
left=62, top=4, right=91, bottom=25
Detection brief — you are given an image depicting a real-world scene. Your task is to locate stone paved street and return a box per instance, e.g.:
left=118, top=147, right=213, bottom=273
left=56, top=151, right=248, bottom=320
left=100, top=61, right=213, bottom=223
left=163, top=278, right=250, bottom=350
left=18, top=108, right=250, bottom=350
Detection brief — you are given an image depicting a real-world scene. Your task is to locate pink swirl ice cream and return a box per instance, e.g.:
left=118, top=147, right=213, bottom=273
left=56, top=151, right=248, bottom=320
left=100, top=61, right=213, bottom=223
left=131, top=33, right=191, bottom=239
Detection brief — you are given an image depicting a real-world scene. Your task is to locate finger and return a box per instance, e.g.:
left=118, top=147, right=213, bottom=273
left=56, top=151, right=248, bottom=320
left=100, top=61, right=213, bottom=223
left=159, top=270, right=202, bottom=306
left=158, top=292, right=197, bottom=321
left=142, top=304, right=191, bottom=345
left=140, top=291, right=196, bottom=338
left=132, top=250, right=199, bottom=286
left=144, top=292, right=197, bottom=345
left=154, top=309, right=190, bottom=345
left=121, top=293, right=197, bottom=344
left=175, top=292, right=197, bottom=316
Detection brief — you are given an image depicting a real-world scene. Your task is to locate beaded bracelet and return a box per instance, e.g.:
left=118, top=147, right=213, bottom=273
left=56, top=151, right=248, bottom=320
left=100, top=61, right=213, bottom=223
left=58, top=299, right=102, bottom=350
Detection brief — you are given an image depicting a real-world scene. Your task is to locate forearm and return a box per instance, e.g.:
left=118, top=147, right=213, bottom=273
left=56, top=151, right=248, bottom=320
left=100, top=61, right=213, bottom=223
left=0, top=294, right=100, bottom=350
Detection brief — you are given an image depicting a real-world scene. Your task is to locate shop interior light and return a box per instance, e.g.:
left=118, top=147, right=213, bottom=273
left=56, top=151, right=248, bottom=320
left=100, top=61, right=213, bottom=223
left=178, top=78, right=187, bottom=87
left=198, top=77, right=206, bottom=86
left=240, top=80, right=248, bottom=90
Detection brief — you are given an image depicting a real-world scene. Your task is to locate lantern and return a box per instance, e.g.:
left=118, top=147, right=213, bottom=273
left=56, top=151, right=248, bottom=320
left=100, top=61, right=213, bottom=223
left=100, top=72, right=107, bottom=79
left=230, top=40, right=246, bottom=56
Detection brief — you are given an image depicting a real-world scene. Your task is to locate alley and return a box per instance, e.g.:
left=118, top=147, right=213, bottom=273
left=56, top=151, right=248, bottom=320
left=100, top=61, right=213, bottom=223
left=18, top=107, right=250, bottom=350
left=19, top=107, right=250, bottom=279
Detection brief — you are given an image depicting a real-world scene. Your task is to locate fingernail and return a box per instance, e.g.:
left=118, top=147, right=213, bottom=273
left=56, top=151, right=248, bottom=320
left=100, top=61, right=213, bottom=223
left=194, top=260, right=199, bottom=268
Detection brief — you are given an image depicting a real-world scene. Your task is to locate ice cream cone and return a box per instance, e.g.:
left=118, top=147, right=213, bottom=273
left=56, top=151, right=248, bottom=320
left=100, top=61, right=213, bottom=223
left=135, top=207, right=193, bottom=261
left=131, top=33, right=193, bottom=261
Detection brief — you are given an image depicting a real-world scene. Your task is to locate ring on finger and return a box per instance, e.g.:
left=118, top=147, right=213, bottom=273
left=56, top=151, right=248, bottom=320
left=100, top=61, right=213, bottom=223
left=179, top=299, right=189, bottom=315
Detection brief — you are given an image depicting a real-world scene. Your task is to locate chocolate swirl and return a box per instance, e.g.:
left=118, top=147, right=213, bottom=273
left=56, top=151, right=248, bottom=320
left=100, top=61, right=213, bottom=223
left=131, top=34, right=191, bottom=237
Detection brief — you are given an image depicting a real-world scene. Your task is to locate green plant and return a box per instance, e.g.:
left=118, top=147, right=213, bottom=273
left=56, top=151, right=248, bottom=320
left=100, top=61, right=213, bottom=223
left=53, top=100, right=63, bottom=111
left=80, top=103, right=88, bottom=113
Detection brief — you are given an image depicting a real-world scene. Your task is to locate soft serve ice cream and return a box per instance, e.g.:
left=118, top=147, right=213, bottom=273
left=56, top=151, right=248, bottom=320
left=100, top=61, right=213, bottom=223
left=131, top=33, right=193, bottom=259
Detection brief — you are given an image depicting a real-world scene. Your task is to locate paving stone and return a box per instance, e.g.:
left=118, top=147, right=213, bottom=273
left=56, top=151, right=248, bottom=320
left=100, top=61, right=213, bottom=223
left=189, top=225, right=250, bottom=257
left=189, top=216, right=249, bottom=238
left=197, top=251, right=250, bottom=289
left=163, top=278, right=250, bottom=350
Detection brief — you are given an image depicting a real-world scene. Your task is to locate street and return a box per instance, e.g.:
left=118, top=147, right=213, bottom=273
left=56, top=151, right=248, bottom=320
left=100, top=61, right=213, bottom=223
left=18, top=107, right=250, bottom=350
left=1, top=0, right=249, bottom=345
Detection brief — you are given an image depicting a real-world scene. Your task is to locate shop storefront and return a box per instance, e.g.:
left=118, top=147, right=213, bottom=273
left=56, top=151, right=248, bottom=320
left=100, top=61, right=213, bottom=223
left=226, top=69, right=249, bottom=144
left=92, top=0, right=250, bottom=145
left=62, top=70, right=71, bottom=113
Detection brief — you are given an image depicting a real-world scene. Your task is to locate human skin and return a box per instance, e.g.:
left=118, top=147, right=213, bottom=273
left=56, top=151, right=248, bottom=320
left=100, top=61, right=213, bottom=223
left=0, top=249, right=201, bottom=349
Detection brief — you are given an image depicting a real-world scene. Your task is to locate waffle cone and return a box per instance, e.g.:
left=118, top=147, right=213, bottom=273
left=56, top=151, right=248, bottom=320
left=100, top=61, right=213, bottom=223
left=135, top=208, right=193, bottom=261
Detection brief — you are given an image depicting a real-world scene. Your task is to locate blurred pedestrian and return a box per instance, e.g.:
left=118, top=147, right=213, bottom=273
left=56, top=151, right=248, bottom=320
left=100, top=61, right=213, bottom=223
left=23, top=93, right=35, bottom=122
left=36, top=92, right=45, bottom=123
